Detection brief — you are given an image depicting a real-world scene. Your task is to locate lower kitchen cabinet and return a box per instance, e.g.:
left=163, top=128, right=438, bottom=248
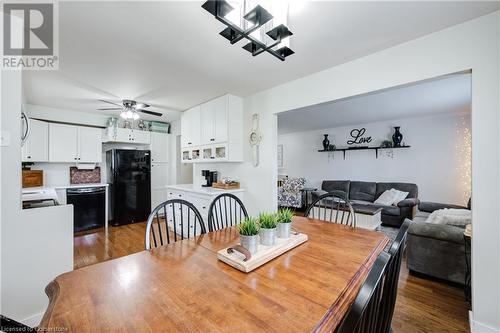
left=165, top=186, right=244, bottom=235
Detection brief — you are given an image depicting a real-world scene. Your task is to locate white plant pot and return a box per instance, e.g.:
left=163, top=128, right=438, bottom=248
left=277, top=222, right=291, bottom=239
left=260, top=228, right=276, bottom=246
left=240, top=234, right=259, bottom=254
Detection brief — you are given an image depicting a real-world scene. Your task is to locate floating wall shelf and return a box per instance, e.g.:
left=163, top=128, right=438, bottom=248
left=317, top=146, right=411, bottom=159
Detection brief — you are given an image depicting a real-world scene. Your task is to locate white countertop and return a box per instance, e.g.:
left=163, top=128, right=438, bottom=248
left=165, top=184, right=244, bottom=196
left=22, top=183, right=109, bottom=193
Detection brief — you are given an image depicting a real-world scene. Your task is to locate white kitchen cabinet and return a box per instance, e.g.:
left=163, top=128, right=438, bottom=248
left=151, top=132, right=169, bottom=163
left=103, top=127, right=151, bottom=144
left=181, top=94, right=242, bottom=163
left=165, top=185, right=245, bottom=236
left=49, top=123, right=102, bottom=163
left=214, top=98, right=228, bottom=143
left=22, top=119, right=49, bottom=162
left=151, top=162, right=170, bottom=210
left=78, top=127, right=102, bottom=163
left=180, top=106, right=200, bottom=148
left=152, top=188, right=168, bottom=210
left=131, top=130, right=151, bottom=144
left=49, top=123, right=79, bottom=162
left=151, top=163, right=170, bottom=189
left=200, top=95, right=228, bottom=145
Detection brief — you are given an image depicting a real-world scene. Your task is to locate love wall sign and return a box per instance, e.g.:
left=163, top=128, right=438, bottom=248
left=347, top=128, right=372, bottom=145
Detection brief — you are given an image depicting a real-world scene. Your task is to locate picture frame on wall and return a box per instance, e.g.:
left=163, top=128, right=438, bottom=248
left=277, top=144, right=284, bottom=168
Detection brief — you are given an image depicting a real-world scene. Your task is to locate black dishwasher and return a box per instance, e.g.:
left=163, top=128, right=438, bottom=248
left=67, top=187, right=106, bottom=233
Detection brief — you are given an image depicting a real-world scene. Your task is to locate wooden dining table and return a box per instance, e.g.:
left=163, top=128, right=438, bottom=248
left=39, top=216, right=388, bottom=332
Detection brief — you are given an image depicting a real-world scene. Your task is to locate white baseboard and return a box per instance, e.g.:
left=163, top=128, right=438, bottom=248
left=21, top=312, right=43, bottom=328
left=470, top=311, right=500, bottom=333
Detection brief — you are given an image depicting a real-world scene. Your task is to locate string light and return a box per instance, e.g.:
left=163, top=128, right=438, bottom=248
left=455, top=117, right=471, bottom=204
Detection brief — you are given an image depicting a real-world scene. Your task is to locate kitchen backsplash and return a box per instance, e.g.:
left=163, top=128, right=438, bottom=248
left=70, top=167, right=101, bottom=184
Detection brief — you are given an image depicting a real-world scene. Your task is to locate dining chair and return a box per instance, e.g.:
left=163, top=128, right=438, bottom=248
left=208, top=193, right=249, bottom=232
left=145, top=199, right=206, bottom=250
left=304, top=192, right=356, bottom=227
left=335, top=252, right=391, bottom=333
left=377, top=219, right=411, bottom=333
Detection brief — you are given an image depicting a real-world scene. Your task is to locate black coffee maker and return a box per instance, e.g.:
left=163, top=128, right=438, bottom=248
left=201, top=170, right=218, bottom=187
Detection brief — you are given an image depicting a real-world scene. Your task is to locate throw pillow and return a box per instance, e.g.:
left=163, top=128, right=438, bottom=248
left=425, top=208, right=471, bottom=228
left=374, top=189, right=398, bottom=206
left=391, top=189, right=409, bottom=206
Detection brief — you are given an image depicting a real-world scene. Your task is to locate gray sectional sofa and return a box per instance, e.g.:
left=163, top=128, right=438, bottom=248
left=312, top=180, right=419, bottom=227
left=407, top=200, right=471, bottom=284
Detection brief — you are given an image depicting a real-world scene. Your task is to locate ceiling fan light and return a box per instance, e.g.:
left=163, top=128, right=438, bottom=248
left=132, top=112, right=140, bottom=120
left=120, top=111, right=128, bottom=119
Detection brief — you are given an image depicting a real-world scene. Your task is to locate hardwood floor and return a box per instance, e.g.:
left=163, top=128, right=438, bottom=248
left=74, top=222, right=470, bottom=333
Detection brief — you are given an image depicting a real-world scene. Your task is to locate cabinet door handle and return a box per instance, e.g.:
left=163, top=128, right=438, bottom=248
left=27, top=156, right=31, bottom=159
left=210, top=138, right=215, bottom=141
left=74, top=157, right=77, bottom=160
left=188, top=142, right=192, bottom=145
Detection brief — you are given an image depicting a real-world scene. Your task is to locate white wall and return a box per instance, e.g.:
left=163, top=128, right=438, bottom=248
left=278, top=113, right=471, bottom=205
left=231, top=12, right=499, bottom=332
left=1, top=70, right=73, bottom=326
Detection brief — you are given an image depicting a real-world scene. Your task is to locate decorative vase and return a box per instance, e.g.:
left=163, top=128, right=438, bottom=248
left=392, top=127, right=403, bottom=147
left=259, top=228, right=276, bottom=246
left=322, top=134, right=330, bottom=150
left=240, top=234, right=259, bottom=254
left=277, top=222, right=291, bottom=239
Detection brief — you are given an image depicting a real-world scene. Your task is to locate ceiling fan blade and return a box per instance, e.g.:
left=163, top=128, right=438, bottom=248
left=98, top=99, right=122, bottom=107
left=134, top=102, right=150, bottom=109
left=138, top=109, right=162, bottom=117
left=97, top=107, right=122, bottom=110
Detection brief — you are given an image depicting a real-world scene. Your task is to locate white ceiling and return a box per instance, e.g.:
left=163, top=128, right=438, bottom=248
left=23, top=1, right=498, bottom=122
left=277, top=73, right=471, bottom=134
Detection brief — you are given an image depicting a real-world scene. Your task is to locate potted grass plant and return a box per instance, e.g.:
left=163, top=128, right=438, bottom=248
left=276, top=208, right=293, bottom=239
left=258, top=212, right=277, bottom=246
left=238, top=217, right=260, bottom=254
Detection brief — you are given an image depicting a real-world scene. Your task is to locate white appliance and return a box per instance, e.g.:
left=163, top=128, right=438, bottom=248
left=22, top=188, right=59, bottom=208
left=21, top=111, right=30, bottom=146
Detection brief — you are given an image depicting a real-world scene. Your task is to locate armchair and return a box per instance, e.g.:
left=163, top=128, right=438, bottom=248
left=407, top=199, right=471, bottom=284
left=278, top=177, right=306, bottom=208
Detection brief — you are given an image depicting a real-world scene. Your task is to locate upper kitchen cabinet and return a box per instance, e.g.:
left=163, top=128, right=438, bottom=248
left=103, top=127, right=151, bottom=144
left=150, top=132, right=170, bottom=163
left=200, top=96, right=228, bottom=144
left=49, top=123, right=102, bottom=163
left=22, top=119, right=49, bottom=162
left=77, top=127, right=103, bottom=162
left=181, top=94, right=243, bottom=163
left=181, top=106, right=200, bottom=148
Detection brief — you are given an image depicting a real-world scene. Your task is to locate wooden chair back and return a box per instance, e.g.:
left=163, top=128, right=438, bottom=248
left=208, top=193, right=249, bottom=232
left=145, top=199, right=206, bottom=249
left=305, top=192, right=356, bottom=227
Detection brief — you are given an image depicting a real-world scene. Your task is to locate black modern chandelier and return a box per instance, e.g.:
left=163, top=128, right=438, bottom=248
left=202, top=0, right=294, bottom=61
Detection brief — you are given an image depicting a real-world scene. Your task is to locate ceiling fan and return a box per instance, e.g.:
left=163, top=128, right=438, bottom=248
left=97, top=99, right=163, bottom=120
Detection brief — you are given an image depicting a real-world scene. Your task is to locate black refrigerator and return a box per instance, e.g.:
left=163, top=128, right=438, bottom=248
left=107, top=149, right=151, bottom=226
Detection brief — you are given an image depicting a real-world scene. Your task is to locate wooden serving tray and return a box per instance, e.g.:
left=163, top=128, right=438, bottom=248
left=212, top=182, right=240, bottom=189
left=217, top=233, right=308, bottom=273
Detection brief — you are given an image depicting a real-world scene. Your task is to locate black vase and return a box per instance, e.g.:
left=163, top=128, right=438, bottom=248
left=322, top=134, right=330, bottom=150
left=392, top=127, right=403, bottom=147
